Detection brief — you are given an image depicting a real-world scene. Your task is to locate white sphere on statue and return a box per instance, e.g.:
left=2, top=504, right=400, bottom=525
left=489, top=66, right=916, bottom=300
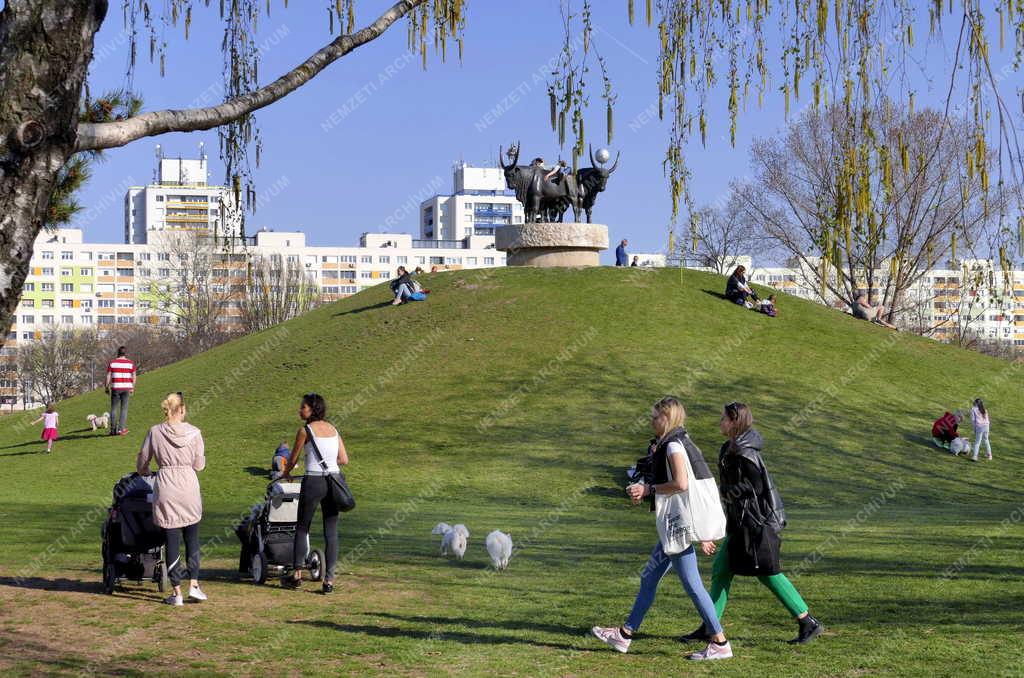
left=595, top=147, right=611, bottom=164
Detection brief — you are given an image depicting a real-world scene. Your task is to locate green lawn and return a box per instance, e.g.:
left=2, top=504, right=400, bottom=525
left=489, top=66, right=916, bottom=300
left=0, top=266, right=1021, bottom=677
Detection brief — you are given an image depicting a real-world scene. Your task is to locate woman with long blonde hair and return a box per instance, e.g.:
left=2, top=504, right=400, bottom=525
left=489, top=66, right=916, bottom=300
left=592, top=397, right=732, bottom=661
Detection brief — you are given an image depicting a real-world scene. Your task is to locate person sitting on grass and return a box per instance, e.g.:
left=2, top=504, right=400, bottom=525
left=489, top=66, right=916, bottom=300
left=851, top=293, right=898, bottom=329
left=390, top=266, right=414, bottom=305
left=30, top=403, right=59, bottom=454
left=759, top=294, right=778, bottom=318
left=270, top=440, right=290, bottom=480
left=932, top=409, right=964, bottom=451
left=725, top=265, right=758, bottom=308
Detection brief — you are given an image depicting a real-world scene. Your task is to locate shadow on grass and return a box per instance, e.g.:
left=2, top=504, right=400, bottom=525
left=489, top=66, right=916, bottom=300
left=0, top=430, right=110, bottom=450
left=288, top=619, right=597, bottom=652
left=333, top=300, right=392, bottom=317
left=243, top=466, right=271, bottom=478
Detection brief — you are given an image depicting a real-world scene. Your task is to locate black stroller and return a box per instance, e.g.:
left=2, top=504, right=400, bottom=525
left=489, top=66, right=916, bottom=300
left=236, top=479, right=325, bottom=585
left=101, top=472, right=169, bottom=594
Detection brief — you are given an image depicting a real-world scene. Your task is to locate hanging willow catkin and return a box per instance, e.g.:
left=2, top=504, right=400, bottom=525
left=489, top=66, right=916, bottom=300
left=607, top=101, right=614, bottom=144
left=550, top=91, right=557, bottom=131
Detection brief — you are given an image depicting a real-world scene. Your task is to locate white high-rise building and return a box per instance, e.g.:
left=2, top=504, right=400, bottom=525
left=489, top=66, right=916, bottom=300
left=124, top=145, right=237, bottom=244
left=420, top=163, right=524, bottom=242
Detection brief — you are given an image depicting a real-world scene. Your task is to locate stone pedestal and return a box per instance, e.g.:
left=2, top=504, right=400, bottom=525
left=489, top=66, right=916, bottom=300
left=496, top=222, right=609, bottom=267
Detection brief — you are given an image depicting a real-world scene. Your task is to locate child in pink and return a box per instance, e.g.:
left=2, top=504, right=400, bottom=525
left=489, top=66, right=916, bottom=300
left=31, top=404, right=59, bottom=453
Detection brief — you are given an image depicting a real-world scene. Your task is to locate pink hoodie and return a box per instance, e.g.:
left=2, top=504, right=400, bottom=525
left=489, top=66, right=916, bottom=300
left=136, top=422, right=206, bottom=529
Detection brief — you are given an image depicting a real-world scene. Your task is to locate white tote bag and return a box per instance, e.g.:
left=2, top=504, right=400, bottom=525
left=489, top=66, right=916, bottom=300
left=654, top=441, right=727, bottom=554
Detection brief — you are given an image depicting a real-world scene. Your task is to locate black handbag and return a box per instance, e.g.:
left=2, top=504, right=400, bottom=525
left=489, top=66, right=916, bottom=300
left=304, top=425, right=355, bottom=512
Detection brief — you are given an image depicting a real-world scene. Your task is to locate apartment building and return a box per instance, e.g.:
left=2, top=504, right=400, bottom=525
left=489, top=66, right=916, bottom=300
left=420, top=163, right=525, bottom=241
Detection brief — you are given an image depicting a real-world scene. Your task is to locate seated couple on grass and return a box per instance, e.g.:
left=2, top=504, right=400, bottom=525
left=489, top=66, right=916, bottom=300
left=390, top=266, right=429, bottom=305
left=850, top=293, right=897, bottom=330
left=725, top=266, right=777, bottom=317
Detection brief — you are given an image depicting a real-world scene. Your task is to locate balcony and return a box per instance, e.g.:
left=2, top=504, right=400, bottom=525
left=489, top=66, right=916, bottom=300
left=473, top=208, right=513, bottom=218
left=413, top=239, right=468, bottom=249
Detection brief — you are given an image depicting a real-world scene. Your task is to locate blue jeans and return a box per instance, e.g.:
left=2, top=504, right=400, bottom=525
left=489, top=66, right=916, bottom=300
left=394, top=283, right=412, bottom=301
left=625, top=542, right=723, bottom=635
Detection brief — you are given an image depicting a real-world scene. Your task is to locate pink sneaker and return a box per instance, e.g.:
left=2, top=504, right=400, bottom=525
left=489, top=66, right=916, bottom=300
left=591, top=626, right=631, bottom=653
left=689, top=640, right=733, bottom=661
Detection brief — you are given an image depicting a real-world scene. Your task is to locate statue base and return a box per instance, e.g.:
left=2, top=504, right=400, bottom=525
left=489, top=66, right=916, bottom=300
left=496, top=222, right=609, bottom=267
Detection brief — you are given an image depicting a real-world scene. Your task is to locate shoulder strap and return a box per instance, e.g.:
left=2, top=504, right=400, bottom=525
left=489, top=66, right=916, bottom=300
left=304, top=424, right=330, bottom=472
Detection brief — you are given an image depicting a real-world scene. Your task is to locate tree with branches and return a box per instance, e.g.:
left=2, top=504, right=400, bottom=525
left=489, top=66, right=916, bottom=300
left=16, top=328, right=100, bottom=404
left=239, top=254, right=320, bottom=334
left=685, top=188, right=779, bottom=274
left=1, top=0, right=1022, bottom=346
left=736, top=102, right=1004, bottom=320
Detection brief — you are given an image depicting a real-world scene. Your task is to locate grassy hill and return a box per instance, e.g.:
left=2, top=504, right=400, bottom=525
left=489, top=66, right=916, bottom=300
left=0, top=266, right=1021, bottom=677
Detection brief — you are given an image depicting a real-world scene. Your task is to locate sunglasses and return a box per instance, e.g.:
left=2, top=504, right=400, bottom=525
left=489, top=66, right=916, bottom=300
left=724, top=401, right=742, bottom=418
left=176, top=391, right=184, bottom=405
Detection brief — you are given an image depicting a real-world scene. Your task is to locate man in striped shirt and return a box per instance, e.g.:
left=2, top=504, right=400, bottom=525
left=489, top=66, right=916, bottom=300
left=105, top=346, right=136, bottom=436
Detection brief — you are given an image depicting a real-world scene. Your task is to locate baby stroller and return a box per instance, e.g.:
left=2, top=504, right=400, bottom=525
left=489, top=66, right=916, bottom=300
left=101, top=472, right=169, bottom=594
left=236, top=479, right=325, bottom=585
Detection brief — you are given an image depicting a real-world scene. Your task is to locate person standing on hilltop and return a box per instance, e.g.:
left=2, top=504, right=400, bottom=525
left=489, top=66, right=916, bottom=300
left=105, top=345, right=136, bottom=436
left=615, top=239, right=629, bottom=266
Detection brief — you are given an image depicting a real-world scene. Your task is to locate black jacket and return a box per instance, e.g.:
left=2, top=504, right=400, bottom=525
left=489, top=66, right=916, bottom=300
left=718, top=429, right=786, bottom=575
left=646, top=427, right=714, bottom=512
left=390, top=272, right=413, bottom=292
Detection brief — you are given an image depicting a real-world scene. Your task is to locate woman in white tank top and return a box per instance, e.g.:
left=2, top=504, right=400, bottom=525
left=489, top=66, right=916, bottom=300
left=280, top=393, right=348, bottom=593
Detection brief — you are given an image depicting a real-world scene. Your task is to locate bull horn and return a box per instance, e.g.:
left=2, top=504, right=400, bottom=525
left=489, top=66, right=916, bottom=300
left=609, top=151, right=621, bottom=173
left=499, top=145, right=506, bottom=170
left=589, top=143, right=596, bottom=167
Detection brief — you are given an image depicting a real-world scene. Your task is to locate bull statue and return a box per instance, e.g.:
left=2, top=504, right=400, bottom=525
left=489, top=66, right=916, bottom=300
left=572, top=145, right=620, bottom=223
left=498, top=143, right=618, bottom=224
left=499, top=143, right=576, bottom=223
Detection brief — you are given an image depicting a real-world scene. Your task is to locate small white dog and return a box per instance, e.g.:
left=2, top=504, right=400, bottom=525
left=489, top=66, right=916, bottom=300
left=432, top=522, right=469, bottom=560
left=485, top=530, right=513, bottom=570
left=87, top=412, right=110, bottom=431
left=950, top=437, right=971, bottom=456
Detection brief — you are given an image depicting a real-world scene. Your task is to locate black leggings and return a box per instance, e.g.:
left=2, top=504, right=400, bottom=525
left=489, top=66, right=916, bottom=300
left=165, top=523, right=200, bottom=587
left=293, top=475, right=339, bottom=579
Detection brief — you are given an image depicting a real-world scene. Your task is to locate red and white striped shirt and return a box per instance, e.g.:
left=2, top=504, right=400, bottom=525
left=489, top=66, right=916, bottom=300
left=107, top=357, right=136, bottom=391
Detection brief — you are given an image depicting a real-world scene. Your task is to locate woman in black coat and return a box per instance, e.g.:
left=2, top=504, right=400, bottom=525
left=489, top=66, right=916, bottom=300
left=680, top=402, right=823, bottom=645
left=724, top=265, right=757, bottom=306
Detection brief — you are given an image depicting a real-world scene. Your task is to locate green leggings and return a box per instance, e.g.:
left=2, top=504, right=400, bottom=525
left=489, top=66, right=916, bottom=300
left=709, top=535, right=808, bottom=619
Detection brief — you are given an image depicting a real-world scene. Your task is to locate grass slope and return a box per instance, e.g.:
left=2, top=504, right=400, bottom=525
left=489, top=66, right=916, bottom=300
left=0, top=267, right=1021, bottom=677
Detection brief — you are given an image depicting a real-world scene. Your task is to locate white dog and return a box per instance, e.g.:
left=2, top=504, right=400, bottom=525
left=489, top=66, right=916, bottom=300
left=485, top=530, right=513, bottom=570
left=950, top=437, right=971, bottom=456
left=432, top=522, right=469, bottom=560
left=87, top=412, right=110, bottom=431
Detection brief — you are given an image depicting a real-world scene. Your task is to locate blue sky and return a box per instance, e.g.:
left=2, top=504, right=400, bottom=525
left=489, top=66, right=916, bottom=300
left=74, top=2, right=1018, bottom=261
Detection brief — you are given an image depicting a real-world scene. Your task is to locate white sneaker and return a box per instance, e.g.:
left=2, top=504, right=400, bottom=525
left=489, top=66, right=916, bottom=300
left=163, top=594, right=184, bottom=606
left=591, top=626, right=631, bottom=653
left=689, top=640, right=733, bottom=661
left=188, top=586, right=207, bottom=601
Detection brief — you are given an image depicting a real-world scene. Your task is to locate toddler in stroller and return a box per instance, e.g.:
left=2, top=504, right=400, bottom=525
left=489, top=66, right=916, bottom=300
left=236, top=479, right=326, bottom=585
left=101, top=472, right=170, bottom=594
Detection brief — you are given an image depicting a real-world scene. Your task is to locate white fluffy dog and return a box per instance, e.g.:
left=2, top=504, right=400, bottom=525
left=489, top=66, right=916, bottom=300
left=950, top=437, right=971, bottom=456
left=485, top=530, right=513, bottom=570
left=432, top=522, right=469, bottom=560
left=87, top=412, right=110, bottom=431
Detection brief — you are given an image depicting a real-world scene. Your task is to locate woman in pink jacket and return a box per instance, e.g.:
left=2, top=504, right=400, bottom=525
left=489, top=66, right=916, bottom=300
left=136, top=392, right=207, bottom=606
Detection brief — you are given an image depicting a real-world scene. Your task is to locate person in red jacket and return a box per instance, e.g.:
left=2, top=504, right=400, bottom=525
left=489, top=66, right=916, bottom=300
left=931, top=410, right=963, bottom=449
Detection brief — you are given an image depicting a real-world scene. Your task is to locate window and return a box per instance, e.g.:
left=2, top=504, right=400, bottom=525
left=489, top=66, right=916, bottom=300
left=98, top=316, right=115, bottom=325
left=79, top=284, right=92, bottom=293
left=139, top=252, right=151, bottom=261
left=98, top=300, right=115, bottom=308
left=41, top=315, right=54, bottom=325
left=41, top=299, right=54, bottom=308
left=361, top=255, right=372, bottom=263
left=379, top=256, right=390, bottom=264
left=60, top=300, right=73, bottom=308
left=60, top=269, right=72, bottom=277
left=98, top=252, right=114, bottom=259
left=464, top=228, right=473, bottom=236
left=116, top=300, right=134, bottom=309
left=361, top=272, right=372, bottom=279
left=484, top=257, right=495, bottom=265
left=381, top=272, right=391, bottom=279
left=156, top=195, right=164, bottom=202
left=21, top=332, right=32, bottom=340
left=81, top=315, right=93, bottom=324
left=80, top=299, right=92, bottom=309
left=158, top=268, right=171, bottom=277
left=23, top=283, right=34, bottom=292
left=61, top=283, right=73, bottom=292
left=139, top=268, right=151, bottom=277
left=22, top=300, right=34, bottom=308
left=466, top=257, right=477, bottom=265
left=41, top=283, right=54, bottom=292
left=61, top=251, right=73, bottom=260
left=61, top=315, right=73, bottom=324
left=323, top=286, right=340, bottom=294
left=117, top=268, right=134, bottom=277
left=416, top=257, right=426, bottom=265
left=397, top=256, right=408, bottom=264
left=41, top=251, right=53, bottom=260
left=157, top=253, right=170, bottom=261
left=41, top=268, right=54, bottom=276
left=429, top=256, right=444, bottom=265
left=82, top=251, right=93, bottom=260
left=100, top=269, right=113, bottom=277
left=446, top=257, right=462, bottom=265
left=22, top=315, right=34, bottom=324
left=79, top=267, right=92, bottom=276
left=340, top=255, right=357, bottom=263
left=116, top=285, right=134, bottom=294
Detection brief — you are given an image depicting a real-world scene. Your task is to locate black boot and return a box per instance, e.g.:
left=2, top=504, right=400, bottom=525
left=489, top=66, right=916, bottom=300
left=679, top=625, right=711, bottom=643
left=788, top=614, right=822, bottom=644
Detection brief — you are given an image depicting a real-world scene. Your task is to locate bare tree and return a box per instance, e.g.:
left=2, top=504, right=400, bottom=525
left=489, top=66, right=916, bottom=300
left=686, top=188, right=779, bottom=274
left=142, top=231, right=240, bottom=350
left=239, top=254, right=320, bottom=334
left=16, top=328, right=100, bottom=404
left=738, top=102, right=1002, bottom=320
